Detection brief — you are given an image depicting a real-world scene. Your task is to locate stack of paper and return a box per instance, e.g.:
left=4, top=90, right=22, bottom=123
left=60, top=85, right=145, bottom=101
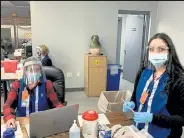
left=78, top=113, right=110, bottom=127
left=1, top=121, right=23, bottom=138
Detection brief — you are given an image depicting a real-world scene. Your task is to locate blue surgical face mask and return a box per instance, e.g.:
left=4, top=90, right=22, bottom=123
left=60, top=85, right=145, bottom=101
left=148, top=53, right=168, bottom=69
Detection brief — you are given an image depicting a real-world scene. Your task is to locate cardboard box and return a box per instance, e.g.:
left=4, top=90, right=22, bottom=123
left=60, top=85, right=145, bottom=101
left=98, top=91, right=133, bottom=119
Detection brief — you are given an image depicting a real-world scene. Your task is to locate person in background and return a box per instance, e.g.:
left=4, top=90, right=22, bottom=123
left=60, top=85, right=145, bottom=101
left=3, top=56, right=63, bottom=128
left=1, top=47, right=5, bottom=60
left=1, top=46, right=8, bottom=59
left=1, top=45, right=11, bottom=92
left=36, top=45, right=52, bottom=66
left=123, top=33, right=184, bottom=138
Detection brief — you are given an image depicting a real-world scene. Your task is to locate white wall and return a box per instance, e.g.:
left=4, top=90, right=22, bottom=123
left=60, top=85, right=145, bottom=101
left=30, top=1, right=158, bottom=88
left=156, top=1, right=184, bottom=65
left=17, top=26, right=32, bottom=47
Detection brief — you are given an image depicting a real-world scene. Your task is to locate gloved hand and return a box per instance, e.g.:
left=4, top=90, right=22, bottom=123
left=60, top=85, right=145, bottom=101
left=3, top=128, right=15, bottom=138
left=133, top=112, right=153, bottom=123
left=122, top=101, right=135, bottom=112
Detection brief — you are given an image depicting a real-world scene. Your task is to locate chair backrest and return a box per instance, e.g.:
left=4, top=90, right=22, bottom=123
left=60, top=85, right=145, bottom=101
left=42, top=66, right=65, bottom=108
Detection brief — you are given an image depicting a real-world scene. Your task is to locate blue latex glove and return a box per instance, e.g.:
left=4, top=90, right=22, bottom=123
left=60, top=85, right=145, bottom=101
left=3, top=128, right=15, bottom=138
left=122, top=101, right=135, bottom=112
left=133, top=112, right=153, bottom=123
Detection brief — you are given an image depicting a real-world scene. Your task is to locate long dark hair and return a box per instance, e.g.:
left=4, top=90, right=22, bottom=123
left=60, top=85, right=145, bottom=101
left=142, top=33, right=184, bottom=93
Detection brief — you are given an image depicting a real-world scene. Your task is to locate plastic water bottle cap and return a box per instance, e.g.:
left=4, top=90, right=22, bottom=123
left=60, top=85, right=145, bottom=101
left=72, top=120, right=77, bottom=127
left=82, top=110, right=98, bottom=121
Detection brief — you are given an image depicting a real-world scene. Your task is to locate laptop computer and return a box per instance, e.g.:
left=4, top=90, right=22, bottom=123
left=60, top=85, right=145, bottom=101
left=27, top=104, right=79, bottom=138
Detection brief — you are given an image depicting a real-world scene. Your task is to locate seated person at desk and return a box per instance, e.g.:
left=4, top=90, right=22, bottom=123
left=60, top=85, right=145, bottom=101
left=1, top=47, right=5, bottom=60
left=1, top=46, right=8, bottom=60
left=36, top=45, right=52, bottom=66
left=3, top=56, right=63, bottom=128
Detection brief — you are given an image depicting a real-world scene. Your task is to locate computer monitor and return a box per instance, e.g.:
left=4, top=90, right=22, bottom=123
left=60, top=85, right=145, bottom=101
left=24, top=44, right=32, bottom=58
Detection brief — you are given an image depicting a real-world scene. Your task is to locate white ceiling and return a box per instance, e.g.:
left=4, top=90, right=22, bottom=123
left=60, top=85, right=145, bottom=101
left=1, top=1, right=30, bottom=7
left=1, top=1, right=30, bottom=17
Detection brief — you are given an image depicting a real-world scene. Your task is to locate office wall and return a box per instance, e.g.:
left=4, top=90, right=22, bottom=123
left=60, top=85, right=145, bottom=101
left=30, top=1, right=158, bottom=88
left=156, top=1, right=184, bottom=65
left=17, top=26, right=31, bottom=47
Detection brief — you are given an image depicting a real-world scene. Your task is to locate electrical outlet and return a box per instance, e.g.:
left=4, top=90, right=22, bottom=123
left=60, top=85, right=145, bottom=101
left=67, top=72, right=72, bottom=78
left=77, top=72, right=80, bottom=76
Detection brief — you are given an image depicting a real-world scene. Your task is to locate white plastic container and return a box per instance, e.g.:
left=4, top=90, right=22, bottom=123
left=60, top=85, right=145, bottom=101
left=82, top=111, right=99, bottom=138
left=112, top=125, right=153, bottom=138
left=69, top=120, right=80, bottom=138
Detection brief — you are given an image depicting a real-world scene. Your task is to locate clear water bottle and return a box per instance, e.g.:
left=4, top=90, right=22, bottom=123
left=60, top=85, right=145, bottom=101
left=69, top=120, right=80, bottom=138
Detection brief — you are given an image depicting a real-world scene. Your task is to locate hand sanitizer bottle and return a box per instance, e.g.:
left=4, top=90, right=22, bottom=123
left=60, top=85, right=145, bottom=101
left=69, top=120, right=80, bottom=138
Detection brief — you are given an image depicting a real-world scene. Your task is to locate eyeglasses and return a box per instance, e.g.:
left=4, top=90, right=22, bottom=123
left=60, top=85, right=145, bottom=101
left=147, top=46, right=169, bottom=53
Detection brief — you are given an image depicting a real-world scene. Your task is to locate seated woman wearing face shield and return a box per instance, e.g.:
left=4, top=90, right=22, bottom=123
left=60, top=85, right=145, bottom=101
left=3, top=56, right=63, bottom=128
left=123, top=33, right=184, bottom=138
left=36, top=45, right=52, bottom=66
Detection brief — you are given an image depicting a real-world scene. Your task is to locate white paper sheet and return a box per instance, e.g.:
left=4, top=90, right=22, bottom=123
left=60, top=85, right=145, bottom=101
left=78, top=113, right=110, bottom=127
left=110, top=66, right=118, bottom=75
left=25, top=124, right=30, bottom=138
left=1, top=121, right=23, bottom=138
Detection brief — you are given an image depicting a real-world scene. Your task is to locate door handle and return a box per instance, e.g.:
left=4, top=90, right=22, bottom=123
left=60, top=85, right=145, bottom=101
left=124, top=49, right=126, bottom=54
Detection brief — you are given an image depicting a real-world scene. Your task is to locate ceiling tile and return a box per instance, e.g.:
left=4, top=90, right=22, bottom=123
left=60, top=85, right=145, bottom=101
left=10, top=1, right=30, bottom=7
left=1, top=1, right=14, bottom=7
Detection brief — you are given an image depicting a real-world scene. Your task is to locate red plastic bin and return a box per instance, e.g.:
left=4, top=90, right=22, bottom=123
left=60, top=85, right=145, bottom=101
left=2, top=60, right=18, bottom=73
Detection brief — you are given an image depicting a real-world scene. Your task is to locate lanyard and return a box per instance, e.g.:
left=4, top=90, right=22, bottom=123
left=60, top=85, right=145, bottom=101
left=146, top=71, right=165, bottom=94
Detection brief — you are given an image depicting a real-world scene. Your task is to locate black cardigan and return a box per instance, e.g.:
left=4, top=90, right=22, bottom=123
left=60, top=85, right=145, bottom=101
left=131, top=68, right=184, bottom=138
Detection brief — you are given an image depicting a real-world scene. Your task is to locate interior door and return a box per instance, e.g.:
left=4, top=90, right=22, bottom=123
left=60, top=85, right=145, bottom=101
left=123, top=15, right=145, bottom=83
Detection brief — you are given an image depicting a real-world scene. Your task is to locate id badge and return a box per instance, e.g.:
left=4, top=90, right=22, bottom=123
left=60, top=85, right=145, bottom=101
left=140, top=91, right=149, bottom=105
left=21, top=100, right=28, bottom=107
left=21, top=90, right=29, bottom=107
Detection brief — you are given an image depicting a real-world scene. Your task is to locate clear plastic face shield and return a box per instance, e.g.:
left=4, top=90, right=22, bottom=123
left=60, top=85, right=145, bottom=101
left=36, top=47, right=42, bottom=60
left=23, top=61, right=44, bottom=85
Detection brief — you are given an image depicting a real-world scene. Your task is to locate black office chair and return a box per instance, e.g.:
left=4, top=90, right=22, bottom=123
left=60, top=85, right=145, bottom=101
left=42, top=66, right=67, bottom=107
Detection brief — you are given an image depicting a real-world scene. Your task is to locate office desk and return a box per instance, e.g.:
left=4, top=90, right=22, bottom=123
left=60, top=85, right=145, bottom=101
left=1, top=117, right=29, bottom=138
left=1, top=112, right=133, bottom=138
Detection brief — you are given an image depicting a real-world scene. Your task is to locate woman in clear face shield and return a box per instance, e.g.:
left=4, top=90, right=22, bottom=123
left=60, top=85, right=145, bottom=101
left=3, top=57, right=63, bottom=128
left=122, top=33, right=184, bottom=138
left=36, top=45, right=52, bottom=66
